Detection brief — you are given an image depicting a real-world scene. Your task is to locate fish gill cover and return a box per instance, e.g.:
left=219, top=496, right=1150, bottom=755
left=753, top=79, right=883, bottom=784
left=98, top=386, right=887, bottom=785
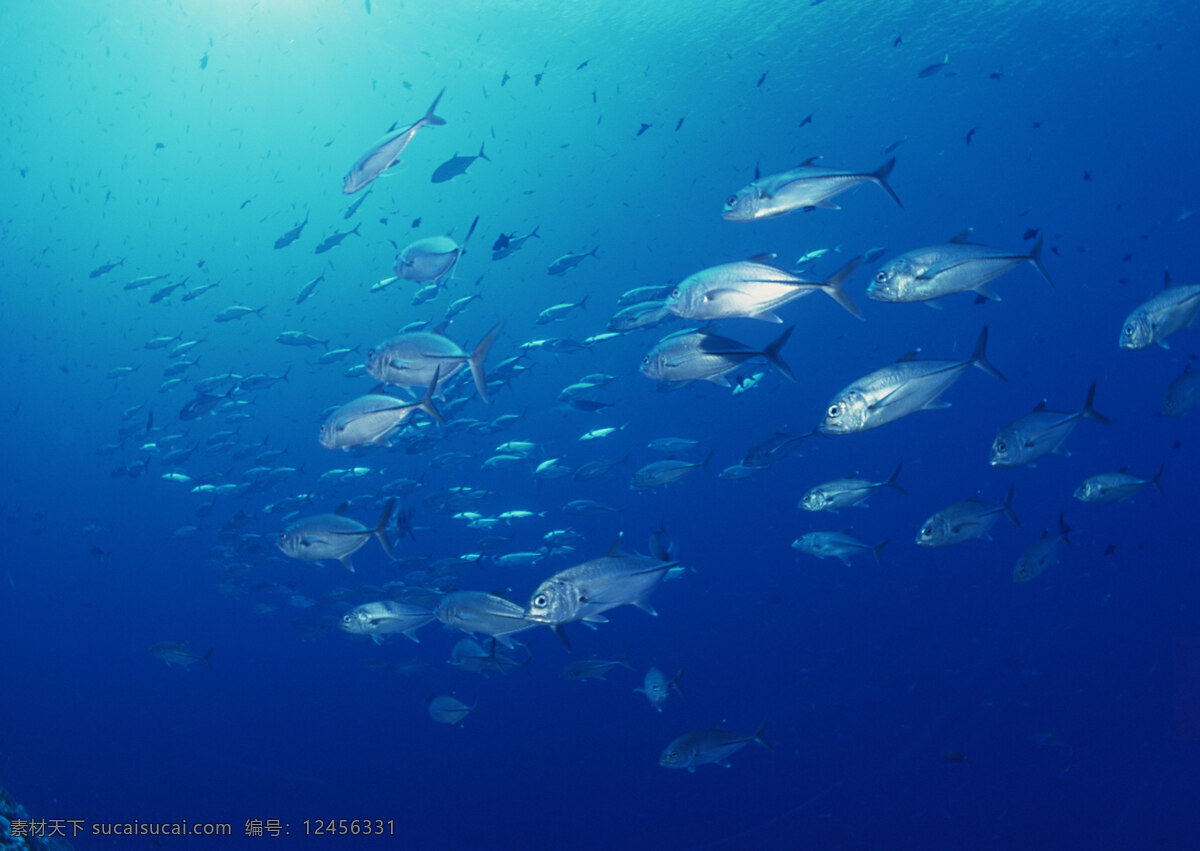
left=0, top=0, right=1198, bottom=848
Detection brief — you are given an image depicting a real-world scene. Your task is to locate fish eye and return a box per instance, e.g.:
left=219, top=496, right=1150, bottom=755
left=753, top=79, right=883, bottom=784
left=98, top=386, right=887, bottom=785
left=828, top=404, right=840, bottom=418
left=996, top=441, right=1007, bottom=452
left=875, top=271, right=887, bottom=282
left=921, top=526, right=932, bottom=537
left=533, top=594, right=547, bottom=608
left=671, top=288, right=680, bottom=298
left=367, top=349, right=375, bottom=358
left=1123, top=324, right=1134, bottom=337
left=342, top=614, right=351, bottom=623
left=726, top=195, right=738, bottom=206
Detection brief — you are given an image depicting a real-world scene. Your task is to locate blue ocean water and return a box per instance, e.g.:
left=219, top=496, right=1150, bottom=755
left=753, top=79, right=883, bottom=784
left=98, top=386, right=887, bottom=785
left=2, top=0, right=1199, bottom=847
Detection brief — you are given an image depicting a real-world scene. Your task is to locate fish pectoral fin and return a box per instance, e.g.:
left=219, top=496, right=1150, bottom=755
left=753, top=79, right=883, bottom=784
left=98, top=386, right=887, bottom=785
left=920, top=400, right=953, bottom=411
left=707, top=375, right=733, bottom=387
left=974, top=283, right=1002, bottom=301
left=749, top=310, right=784, bottom=323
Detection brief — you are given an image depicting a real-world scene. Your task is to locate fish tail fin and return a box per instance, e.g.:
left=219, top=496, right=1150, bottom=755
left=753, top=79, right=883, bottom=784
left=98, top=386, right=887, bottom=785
left=970, top=326, right=1008, bottom=382
left=468, top=322, right=505, bottom=404
left=530, top=225, right=541, bottom=239
left=1004, top=484, right=1020, bottom=527
left=701, top=449, right=715, bottom=474
left=671, top=667, right=686, bottom=698
left=1028, top=235, right=1055, bottom=289
left=872, top=538, right=890, bottom=567
left=872, top=157, right=904, bottom=209
left=374, top=498, right=397, bottom=560
left=580, top=294, right=589, bottom=311
left=551, top=624, right=572, bottom=651
left=1058, top=513, right=1071, bottom=545
left=762, top=325, right=796, bottom=382
left=1081, top=381, right=1111, bottom=425
left=885, top=461, right=906, bottom=494
left=619, top=649, right=634, bottom=670
left=203, top=648, right=214, bottom=670
left=1152, top=461, right=1166, bottom=496
left=418, top=367, right=446, bottom=425
left=478, top=141, right=490, bottom=161
left=819, top=256, right=863, bottom=319
left=754, top=719, right=773, bottom=751
left=423, top=87, right=448, bottom=126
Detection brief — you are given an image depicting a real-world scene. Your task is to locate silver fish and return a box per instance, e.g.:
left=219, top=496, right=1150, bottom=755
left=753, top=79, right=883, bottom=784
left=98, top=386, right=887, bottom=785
left=343, top=89, right=447, bottom=194
left=608, top=300, right=672, bottom=332
left=821, top=326, right=1005, bottom=435
left=1163, top=363, right=1200, bottom=417
left=916, top=485, right=1018, bottom=547
left=1074, top=464, right=1165, bottom=503
left=340, top=600, right=434, bottom=644
left=434, top=590, right=534, bottom=648
left=722, top=156, right=902, bottom=221
left=666, top=255, right=860, bottom=323
left=631, top=452, right=713, bottom=490
left=659, top=721, right=770, bottom=772
left=800, top=463, right=905, bottom=512
left=791, top=530, right=888, bottom=566
left=867, top=231, right=1053, bottom=303
left=990, top=382, right=1110, bottom=468
left=426, top=694, right=475, bottom=726
left=640, top=327, right=794, bottom=386
left=634, top=666, right=684, bottom=712
left=277, top=500, right=395, bottom=571
left=366, top=322, right=503, bottom=402
left=547, top=247, right=598, bottom=276
left=395, top=223, right=474, bottom=284
left=1014, top=515, right=1071, bottom=583
left=1118, top=271, right=1200, bottom=350
left=318, top=383, right=443, bottom=451
left=560, top=653, right=633, bottom=682
left=149, top=642, right=212, bottom=670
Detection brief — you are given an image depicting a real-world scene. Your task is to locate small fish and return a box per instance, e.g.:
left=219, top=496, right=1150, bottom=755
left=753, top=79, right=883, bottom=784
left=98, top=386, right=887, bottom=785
left=431, top=142, right=490, bottom=183
left=800, top=463, right=906, bottom=512
left=636, top=123, right=652, bottom=137
left=214, top=304, right=265, bottom=322
left=150, top=642, right=212, bottom=670
left=277, top=331, right=329, bottom=348
left=917, top=485, right=1019, bottom=547
left=723, top=157, right=902, bottom=220
left=918, top=54, right=950, bottom=77
left=313, top=223, right=361, bottom=254
left=1014, top=515, right=1071, bottom=583
left=990, top=382, right=1111, bottom=468
left=659, top=721, right=770, bottom=772
left=426, top=694, right=476, bottom=726
left=295, top=273, right=325, bottom=305
left=344, top=188, right=371, bottom=219
left=89, top=258, right=126, bottom=279
left=756, top=71, right=767, bottom=87
left=547, top=247, right=598, bottom=276
left=635, top=666, right=684, bottom=711
left=274, top=212, right=308, bottom=249
left=124, top=273, right=170, bottom=290
left=343, top=89, right=447, bottom=194
left=965, top=126, right=979, bottom=145
left=1074, top=464, right=1165, bottom=503
left=560, top=653, right=633, bottom=682
left=492, top=226, right=540, bottom=260
left=632, top=452, right=713, bottom=490
left=792, top=530, right=889, bottom=566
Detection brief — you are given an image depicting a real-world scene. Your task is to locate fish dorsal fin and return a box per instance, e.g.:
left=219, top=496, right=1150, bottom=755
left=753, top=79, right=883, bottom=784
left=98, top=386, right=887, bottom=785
left=896, top=350, right=922, bottom=362
left=949, top=229, right=974, bottom=244
left=799, top=155, right=822, bottom=166
left=334, top=502, right=350, bottom=516
left=1164, top=269, right=1173, bottom=289
left=754, top=160, right=760, bottom=180
left=488, top=587, right=509, bottom=598
left=433, top=320, right=451, bottom=335
left=607, top=533, right=629, bottom=558
left=748, top=252, right=777, bottom=264
left=840, top=526, right=853, bottom=535
left=1117, top=466, right=1129, bottom=473
left=1034, top=400, right=1048, bottom=412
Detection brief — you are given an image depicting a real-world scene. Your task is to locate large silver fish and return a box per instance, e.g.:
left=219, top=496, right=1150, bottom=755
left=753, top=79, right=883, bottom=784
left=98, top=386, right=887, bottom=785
left=342, top=89, right=446, bottom=194
left=916, top=485, right=1019, bottom=547
left=659, top=721, right=770, bottom=772
left=799, top=463, right=905, bottom=512
left=990, top=382, right=1110, bottom=468
left=1163, top=363, right=1200, bottom=417
left=821, top=327, right=1005, bottom=434
left=277, top=500, right=395, bottom=571
left=1118, top=271, right=1200, bottom=349
left=867, top=231, right=1053, bottom=303
left=366, top=322, right=503, bottom=403
left=639, top=327, right=794, bottom=386
left=340, top=600, right=434, bottom=644
left=722, top=156, right=902, bottom=221
left=395, top=216, right=477, bottom=283
left=1074, top=464, right=1165, bottom=503
left=318, top=373, right=444, bottom=450
left=631, top=452, right=713, bottom=490
left=666, top=255, right=861, bottom=323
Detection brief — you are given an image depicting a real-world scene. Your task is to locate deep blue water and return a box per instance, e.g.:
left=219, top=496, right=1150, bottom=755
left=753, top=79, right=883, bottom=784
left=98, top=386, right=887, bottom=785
left=3, top=0, right=1200, bottom=847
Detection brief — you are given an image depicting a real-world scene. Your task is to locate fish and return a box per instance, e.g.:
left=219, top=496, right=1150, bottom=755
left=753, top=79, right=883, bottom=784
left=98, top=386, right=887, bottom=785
left=563, top=499, right=622, bottom=516
left=867, top=231, right=1054, bottom=303
left=214, top=305, right=265, bottom=322
left=318, top=347, right=358, bottom=364
left=150, top=642, right=212, bottom=670
left=524, top=534, right=676, bottom=638
left=295, top=274, right=324, bottom=305
left=722, top=157, right=902, bottom=221
left=276, top=500, right=396, bottom=571
left=799, top=463, right=905, bottom=512
left=1014, top=515, right=1071, bottom=583
left=344, top=189, right=371, bottom=219
left=648, top=437, right=704, bottom=454
left=366, top=322, right=503, bottom=403
left=618, top=284, right=674, bottom=305
left=742, top=428, right=813, bottom=468
left=547, top=247, right=598, bottom=276
left=343, top=89, right=447, bottom=194
left=791, top=530, right=889, bottom=566
left=273, top=213, right=308, bottom=249
left=916, top=485, right=1019, bottom=547
left=990, top=382, right=1110, bottom=468
left=632, top=452, right=713, bottom=490
left=124, top=273, right=170, bottom=290
left=277, top=331, right=329, bottom=348
left=537, top=297, right=589, bottom=324
left=149, top=280, right=185, bottom=303
left=1074, top=464, right=1165, bottom=503
left=395, top=219, right=477, bottom=283
left=318, top=377, right=444, bottom=451
left=313, top=223, right=360, bottom=254
left=426, top=694, right=475, bottom=726
left=608, top=300, right=673, bottom=332
left=640, top=326, right=794, bottom=386
left=659, top=721, right=770, bottom=772
left=560, top=653, right=633, bottom=682
left=339, top=600, right=434, bottom=644
left=666, top=255, right=861, bottom=322
left=89, top=258, right=125, bottom=278
left=918, top=54, right=950, bottom=77
left=434, top=590, right=534, bottom=648
left=635, top=666, right=684, bottom=711
left=821, top=327, right=1006, bottom=434
left=1163, top=362, right=1200, bottom=417
left=431, top=142, right=490, bottom=183
left=180, top=281, right=217, bottom=301
left=1118, top=271, right=1200, bottom=350
left=491, top=226, right=540, bottom=260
